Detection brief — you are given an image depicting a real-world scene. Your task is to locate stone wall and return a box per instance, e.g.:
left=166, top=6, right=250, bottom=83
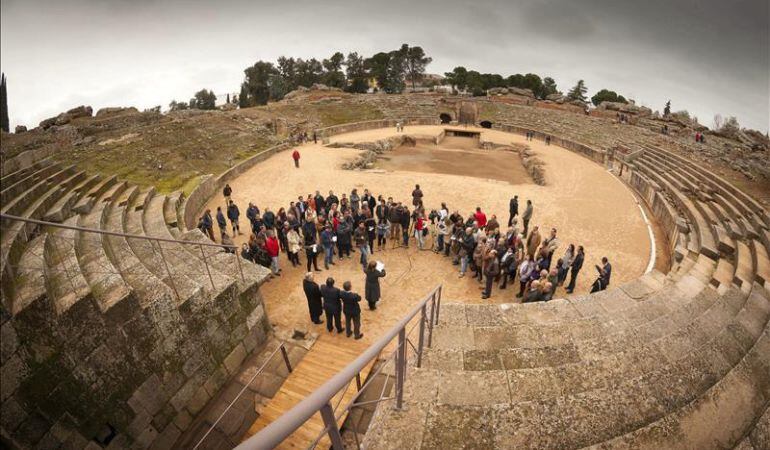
left=495, top=123, right=607, bottom=165
left=181, top=143, right=292, bottom=231
left=0, top=267, right=271, bottom=449
left=315, top=117, right=439, bottom=140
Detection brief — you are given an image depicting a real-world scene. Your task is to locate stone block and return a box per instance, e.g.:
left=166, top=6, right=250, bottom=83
left=149, top=423, right=181, bottom=450
left=133, top=425, right=158, bottom=450
left=437, top=370, right=510, bottom=406
left=126, top=409, right=153, bottom=439
left=246, top=304, right=265, bottom=330
left=170, top=373, right=203, bottom=412
left=1, top=353, right=29, bottom=401
left=0, top=321, right=19, bottom=364
left=129, top=374, right=166, bottom=416
left=223, top=343, right=247, bottom=376
left=187, top=385, right=212, bottom=416
left=14, top=412, right=51, bottom=447
left=172, top=410, right=193, bottom=432
left=0, top=394, right=27, bottom=432
left=422, top=404, right=495, bottom=449
left=182, top=352, right=207, bottom=378
left=203, top=365, right=230, bottom=397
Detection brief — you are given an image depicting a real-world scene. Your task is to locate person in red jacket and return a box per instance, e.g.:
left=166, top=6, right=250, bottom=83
left=474, top=207, right=487, bottom=228
left=292, top=149, right=301, bottom=168
left=265, top=231, right=281, bottom=275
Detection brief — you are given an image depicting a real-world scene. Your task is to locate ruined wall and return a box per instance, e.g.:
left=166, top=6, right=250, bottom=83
left=315, top=117, right=439, bottom=140
left=0, top=272, right=271, bottom=449
left=182, top=142, right=292, bottom=231
left=496, top=123, right=607, bottom=165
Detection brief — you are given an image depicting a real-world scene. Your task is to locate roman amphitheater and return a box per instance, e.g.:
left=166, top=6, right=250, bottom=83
left=1, top=91, right=768, bottom=450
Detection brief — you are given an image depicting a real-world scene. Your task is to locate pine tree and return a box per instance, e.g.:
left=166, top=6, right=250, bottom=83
left=567, top=80, right=588, bottom=102
left=0, top=73, right=9, bottom=133
left=226, top=93, right=230, bottom=104
left=664, top=100, right=671, bottom=116
left=239, top=84, right=249, bottom=108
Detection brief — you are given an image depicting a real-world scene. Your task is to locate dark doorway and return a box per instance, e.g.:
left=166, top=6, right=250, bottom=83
left=479, top=120, right=493, bottom=129
left=439, top=113, right=452, bottom=124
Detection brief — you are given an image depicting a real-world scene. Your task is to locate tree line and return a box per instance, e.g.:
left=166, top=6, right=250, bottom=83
left=238, top=44, right=432, bottom=107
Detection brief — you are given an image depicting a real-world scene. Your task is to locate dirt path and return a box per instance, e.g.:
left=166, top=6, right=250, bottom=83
left=202, top=125, right=651, bottom=343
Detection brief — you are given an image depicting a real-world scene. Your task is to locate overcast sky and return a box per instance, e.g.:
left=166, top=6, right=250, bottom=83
left=1, top=0, right=768, bottom=132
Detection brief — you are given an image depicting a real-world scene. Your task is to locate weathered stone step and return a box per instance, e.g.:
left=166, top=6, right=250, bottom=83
left=754, top=240, right=770, bottom=289
left=144, top=194, right=234, bottom=296
left=179, top=228, right=271, bottom=288
left=103, top=187, right=176, bottom=310
left=75, top=181, right=134, bottom=313
left=590, top=304, right=769, bottom=449
left=123, top=189, right=205, bottom=304
left=0, top=162, right=63, bottom=206
left=72, top=174, right=117, bottom=214
left=1, top=164, right=75, bottom=219
left=43, top=173, right=102, bottom=222
left=1, top=167, right=83, bottom=281
left=44, top=216, right=91, bottom=315
left=0, top=157, right=53, bottom=187
left=8, top=234, right=47, bottom=315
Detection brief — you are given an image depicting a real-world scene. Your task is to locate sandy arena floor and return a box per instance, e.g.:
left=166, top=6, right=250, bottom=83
left=202, top=125, right=653, bottom=344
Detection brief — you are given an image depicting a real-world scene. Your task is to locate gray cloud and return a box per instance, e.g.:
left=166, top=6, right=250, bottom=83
left=1, top=0, right=767, bottom=131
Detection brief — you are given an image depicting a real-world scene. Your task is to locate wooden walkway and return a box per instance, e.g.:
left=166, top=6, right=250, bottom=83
left=243, top=333, right=376, bottom=448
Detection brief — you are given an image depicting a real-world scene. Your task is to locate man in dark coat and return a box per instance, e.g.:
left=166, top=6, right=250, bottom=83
left=227, top=201, right=241, bottom=235
left=302, top=273, right=324, bottom=324
left=565, top=245, right=584, bottom=294
left=399, top=205, right=411, bottom=247
left=364, top=261, right=386, bottom=310
left=314, top=191, right=326, bottom=213
left=340, top=281, right=363, bottom=339
left=303, top=221, right=321, bottom=272
left=320, top=278, right=343, bottom=333
left=508, top=195, right=518, bottom=227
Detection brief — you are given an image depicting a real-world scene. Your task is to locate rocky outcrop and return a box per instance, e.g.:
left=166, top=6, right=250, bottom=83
left=519, top=145, right=546, bottom=185
left=331, top=135, right=413, bottom=170
left=38, top=105, right=93, bottom=129
left=95, top=106, right=138, bottom=117
left=486, top=87, right=536, bottom=98
left=283, top=84, right=343, bottom=101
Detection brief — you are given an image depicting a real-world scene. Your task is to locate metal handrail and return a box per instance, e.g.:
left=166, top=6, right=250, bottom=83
left=193, top=342, right=294, bottom=449
left=0, top=213, right=238, bottom=250
left=0, top=213, right=247, bottom=297
left=237, top=284, right=442, bottom=450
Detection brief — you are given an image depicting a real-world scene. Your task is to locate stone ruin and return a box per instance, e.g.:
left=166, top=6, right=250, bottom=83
left=456, top=101, right=479, bottom=126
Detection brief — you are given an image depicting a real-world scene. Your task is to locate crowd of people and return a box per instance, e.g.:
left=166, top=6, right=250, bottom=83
left=197, top=179, right=612, bottom=334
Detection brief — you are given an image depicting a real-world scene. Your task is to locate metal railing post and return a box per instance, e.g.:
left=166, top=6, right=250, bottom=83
left=355, top=373, right=362, bottom=391
left=427, top=292, right=436, bottom=348
left=156, top=241, right=181, bottom=303
left=199, top=243, right=216, bottom=290
left=435, top=285, right=442, bottom=325
left=235, top=249, right=246, bottom=282
left=416, top=303, right=427, bottom=368
left=395, top=328, right=406, bottom=410
left=279, top=344, right=293, bottom=373
left=319, top=403, right=345, bottom=450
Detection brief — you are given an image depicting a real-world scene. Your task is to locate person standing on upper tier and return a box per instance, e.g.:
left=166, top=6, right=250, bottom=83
left=223, top=184, right=232, bottom=204
left=522, top=200, right=533, bottom=236
left=292, top=149, right=301, bottom=168
left=565, top=246, right=584, bottom=294
left=412, top=184, right=424, bottom=208
left=508, top=195, right=519, bottom=227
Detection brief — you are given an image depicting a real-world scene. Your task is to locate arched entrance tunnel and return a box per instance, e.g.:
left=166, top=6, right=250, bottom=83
left=480, top=120, right=493, bottom=129
left=439, top=113, right=452, bottom=124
